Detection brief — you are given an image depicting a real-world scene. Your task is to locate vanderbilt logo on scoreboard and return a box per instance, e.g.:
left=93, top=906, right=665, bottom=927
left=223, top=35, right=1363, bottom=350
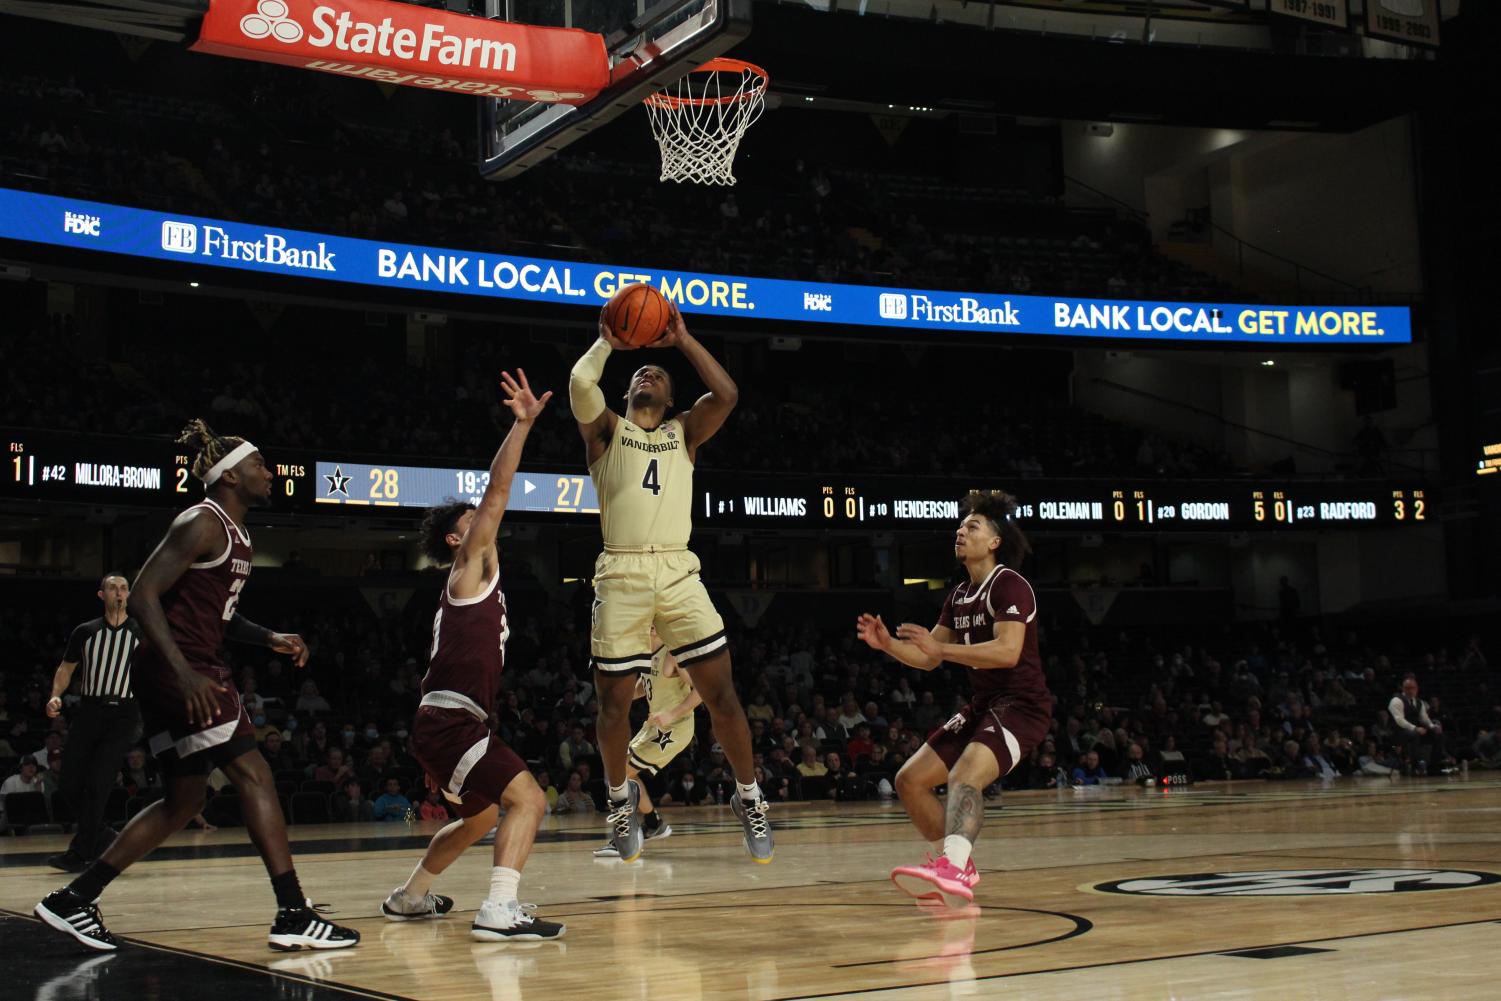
left=1094, top=869, right=1500, bottom=897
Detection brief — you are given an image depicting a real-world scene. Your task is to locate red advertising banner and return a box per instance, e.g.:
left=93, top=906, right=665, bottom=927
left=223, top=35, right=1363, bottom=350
left=192, top=0, right=610, bottom=103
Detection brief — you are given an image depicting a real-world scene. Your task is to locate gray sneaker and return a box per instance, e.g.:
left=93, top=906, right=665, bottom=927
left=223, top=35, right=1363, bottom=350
left=605, top=781, right=643, bottom=862
left=730, top=793, right=774, bottom=864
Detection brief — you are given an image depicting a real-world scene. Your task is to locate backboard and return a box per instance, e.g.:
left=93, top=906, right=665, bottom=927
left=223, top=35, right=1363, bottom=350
left=479, top=0, right=751, bottom=180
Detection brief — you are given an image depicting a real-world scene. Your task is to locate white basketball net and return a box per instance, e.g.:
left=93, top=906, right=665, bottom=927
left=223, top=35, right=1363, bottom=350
left=644, top=60, right=768, bottom=187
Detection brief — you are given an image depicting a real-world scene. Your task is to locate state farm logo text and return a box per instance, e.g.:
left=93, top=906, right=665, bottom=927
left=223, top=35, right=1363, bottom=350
left=240, top=0, right=518, bottom=71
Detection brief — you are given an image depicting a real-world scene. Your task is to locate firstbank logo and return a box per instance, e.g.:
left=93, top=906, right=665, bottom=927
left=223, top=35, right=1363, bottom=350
left=161, top=221, right=198, bottom=254
left=878, top=293, right=907, bottom=320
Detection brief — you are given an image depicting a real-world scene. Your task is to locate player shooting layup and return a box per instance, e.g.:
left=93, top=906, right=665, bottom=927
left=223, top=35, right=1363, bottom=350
left=570, top=303, right=773, bottom=864
left=858, top=490, right=1052, bottom=908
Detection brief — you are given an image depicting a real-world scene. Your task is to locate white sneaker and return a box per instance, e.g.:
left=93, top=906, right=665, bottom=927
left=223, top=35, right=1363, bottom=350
left=381, top=888, right=455, bottom=921
left=472, top=900, right=565, bottom=942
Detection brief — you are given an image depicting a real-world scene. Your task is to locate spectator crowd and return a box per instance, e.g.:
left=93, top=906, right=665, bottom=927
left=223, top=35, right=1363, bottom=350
left=2, top=576, right=1491, bottom=842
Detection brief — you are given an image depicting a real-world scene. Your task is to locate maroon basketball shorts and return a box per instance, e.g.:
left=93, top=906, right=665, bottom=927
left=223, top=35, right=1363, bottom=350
left=926, top=695, right=1052, bottom=776
left=136, top=656, right=256, bottom=774
left=412, top=706, right=528, bottom=818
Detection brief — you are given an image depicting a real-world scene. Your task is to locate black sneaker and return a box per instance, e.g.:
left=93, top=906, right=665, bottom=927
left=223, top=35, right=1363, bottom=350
left=268, top=901, right=361, bottom=951
left=34, top=889, right=120, bottom=952
left=47, top=851, right=89, bottom=873
left=472, top=901, right=565, bottom=942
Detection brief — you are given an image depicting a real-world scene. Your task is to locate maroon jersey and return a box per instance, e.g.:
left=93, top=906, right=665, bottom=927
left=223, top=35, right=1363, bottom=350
left=937, top=564, right=1049, bottom=706
left=422, top=567, right=510, bottom=712
left=150, top=500, right=253, bottom=662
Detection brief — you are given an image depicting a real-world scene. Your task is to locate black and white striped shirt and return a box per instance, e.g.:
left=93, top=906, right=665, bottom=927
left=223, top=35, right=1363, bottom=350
left=63, top=617, right=140, bottom=699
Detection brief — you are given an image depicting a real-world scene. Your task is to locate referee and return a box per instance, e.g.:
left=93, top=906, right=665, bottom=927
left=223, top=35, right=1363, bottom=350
left=45, top=572, right=142, bottom=872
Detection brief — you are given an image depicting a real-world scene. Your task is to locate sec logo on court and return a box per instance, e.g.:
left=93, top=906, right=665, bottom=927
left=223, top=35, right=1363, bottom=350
left=1092, top=868, right=1501, bottom=896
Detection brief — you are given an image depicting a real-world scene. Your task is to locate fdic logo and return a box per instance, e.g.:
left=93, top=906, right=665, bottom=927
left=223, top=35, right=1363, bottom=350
left=803, top=292, right=832, bottom=313
left=63, top=212, right=101, bottom=237
left=1094, top=868, right=1501, bottom=897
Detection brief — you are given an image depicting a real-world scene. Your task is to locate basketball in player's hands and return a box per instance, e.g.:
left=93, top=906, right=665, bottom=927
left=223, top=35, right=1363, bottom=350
left=603, top=283, right=671, bottom=347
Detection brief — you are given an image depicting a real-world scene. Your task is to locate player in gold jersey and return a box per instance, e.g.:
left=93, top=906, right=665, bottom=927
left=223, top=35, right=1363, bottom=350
left=570, top=304, right=773, bottom=864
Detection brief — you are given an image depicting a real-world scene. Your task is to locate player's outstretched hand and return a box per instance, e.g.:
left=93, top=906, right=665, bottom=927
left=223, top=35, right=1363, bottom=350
left=501, top=368, right=554, bottom=422
left=856, top=613, right=892, bottom=652
left=895, top=623, right=941, bottom=660
left=649, top=302, right=686, bottom=349
left=598, top=307, right=633, bottom=350
left=271, top=632, right=310, bottom=668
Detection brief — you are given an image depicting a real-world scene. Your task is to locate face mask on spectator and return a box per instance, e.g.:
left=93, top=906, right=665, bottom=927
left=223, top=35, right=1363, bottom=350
left=681, top=777, right=694, bottom=789
left=396, top=729, right=408, bottom=739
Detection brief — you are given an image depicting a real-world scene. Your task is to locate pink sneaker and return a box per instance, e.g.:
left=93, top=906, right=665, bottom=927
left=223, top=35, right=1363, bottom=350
left=890, top=854, right=976, bottom=908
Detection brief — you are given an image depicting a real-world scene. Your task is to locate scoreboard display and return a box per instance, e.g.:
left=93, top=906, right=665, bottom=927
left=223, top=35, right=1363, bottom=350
left=3, top=429, right=1431, bottom=532
left=698, top=480, right=1428, bottom=530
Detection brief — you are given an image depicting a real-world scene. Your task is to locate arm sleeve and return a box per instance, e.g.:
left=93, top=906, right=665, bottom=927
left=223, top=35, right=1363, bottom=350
left=1388, top=696, right=1416, bottom=732
left=569, top=338, right=613, bottom=423
left=988, top=570, right=1037, bottom=624
left=62, top=624, right=87, bottom=664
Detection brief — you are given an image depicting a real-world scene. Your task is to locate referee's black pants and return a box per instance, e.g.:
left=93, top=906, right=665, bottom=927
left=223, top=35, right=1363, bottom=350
left=60, top=697, right=140, bottom=859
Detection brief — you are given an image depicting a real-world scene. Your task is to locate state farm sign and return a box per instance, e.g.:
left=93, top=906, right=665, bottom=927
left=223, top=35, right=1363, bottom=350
left=192, top=0, right=609, bottom=102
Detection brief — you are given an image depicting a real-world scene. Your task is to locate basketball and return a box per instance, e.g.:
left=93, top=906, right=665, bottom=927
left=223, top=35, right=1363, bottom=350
left=603, top=283, right=671, bottom=347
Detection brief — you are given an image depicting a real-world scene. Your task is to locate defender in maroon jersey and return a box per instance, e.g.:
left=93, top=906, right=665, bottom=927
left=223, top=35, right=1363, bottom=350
left=35, top=420, right=358, bottom=954
left=857, top=490, right=1053, bottom=908
left=379, top=369, right=565, bottom=942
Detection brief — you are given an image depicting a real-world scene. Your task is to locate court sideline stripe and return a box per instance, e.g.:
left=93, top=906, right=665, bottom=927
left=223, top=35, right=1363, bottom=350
left=0, top=907, right=414, bottom=1001
left=765, top=915, right=1501, bottom=1000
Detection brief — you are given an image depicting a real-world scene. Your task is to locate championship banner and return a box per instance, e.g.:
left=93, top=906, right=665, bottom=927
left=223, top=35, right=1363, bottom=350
left=1268, top=0, right=1348, bottom=29
left=1364, top=0, right=1439, bottom=47
left=0, top=187, right=1415, bottom=346
left=192, top=0, right=610, bottom=103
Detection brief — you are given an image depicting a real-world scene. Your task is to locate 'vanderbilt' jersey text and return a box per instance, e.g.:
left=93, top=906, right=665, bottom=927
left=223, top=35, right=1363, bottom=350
left=591, top=417, right=693, bottom=547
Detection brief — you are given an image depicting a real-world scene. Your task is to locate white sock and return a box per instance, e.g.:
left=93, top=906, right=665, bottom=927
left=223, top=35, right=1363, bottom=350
left=736, top=781, right=762, bottom=803
left=608, top=782, right=629, bottom=803
left=488, top=866, right=520, bottom=907
left=943, top=835, right=973, bottom=869
left=401, top=863, right=437, bottom=900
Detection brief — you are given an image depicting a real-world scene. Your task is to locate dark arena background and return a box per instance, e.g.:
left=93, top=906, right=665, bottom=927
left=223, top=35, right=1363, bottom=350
left=1, top=0, right=1500, bottom=997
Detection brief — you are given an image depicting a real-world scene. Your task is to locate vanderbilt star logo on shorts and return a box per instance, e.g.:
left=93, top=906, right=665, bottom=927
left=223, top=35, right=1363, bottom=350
left=652, top=730, right=675, bottom=751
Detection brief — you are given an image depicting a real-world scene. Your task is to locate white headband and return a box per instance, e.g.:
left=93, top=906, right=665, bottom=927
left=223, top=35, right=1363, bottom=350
left=201, top=440, right=258, bottom=484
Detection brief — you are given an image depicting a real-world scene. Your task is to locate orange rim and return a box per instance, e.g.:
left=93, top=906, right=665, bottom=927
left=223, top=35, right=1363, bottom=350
left=643, top=58, right=769, bottom=109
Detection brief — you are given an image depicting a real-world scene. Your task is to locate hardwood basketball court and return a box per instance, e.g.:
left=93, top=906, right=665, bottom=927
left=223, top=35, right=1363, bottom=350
left=6, top=775, right=1501, bottom=1000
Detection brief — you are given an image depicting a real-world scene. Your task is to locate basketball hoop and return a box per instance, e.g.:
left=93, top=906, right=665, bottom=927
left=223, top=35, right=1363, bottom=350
left=644, top=58, right=769, bottom=187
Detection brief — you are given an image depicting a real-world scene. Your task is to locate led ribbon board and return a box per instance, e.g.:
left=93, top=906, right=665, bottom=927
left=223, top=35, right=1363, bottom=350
left=3, top=188, right=1413, bottom=345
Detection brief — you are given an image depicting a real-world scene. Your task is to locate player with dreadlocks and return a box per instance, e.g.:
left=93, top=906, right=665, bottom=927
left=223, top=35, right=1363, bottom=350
left=856, top=490, right=1051, bottom=908
left=35, top=420, right=359, bottom=953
